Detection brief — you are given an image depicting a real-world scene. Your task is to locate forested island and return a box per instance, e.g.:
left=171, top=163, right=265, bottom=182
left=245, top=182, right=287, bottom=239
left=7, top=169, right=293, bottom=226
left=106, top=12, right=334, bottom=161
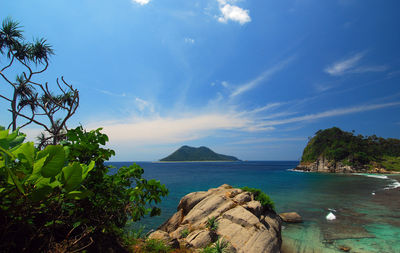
left=296, top=127, right=400, bottom=173
left=160, top=145, right=240, bottom=162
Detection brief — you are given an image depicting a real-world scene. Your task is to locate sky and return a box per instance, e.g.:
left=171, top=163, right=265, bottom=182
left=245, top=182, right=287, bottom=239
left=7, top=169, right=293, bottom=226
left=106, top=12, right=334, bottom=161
left=1, top=0, right=400, bottom=161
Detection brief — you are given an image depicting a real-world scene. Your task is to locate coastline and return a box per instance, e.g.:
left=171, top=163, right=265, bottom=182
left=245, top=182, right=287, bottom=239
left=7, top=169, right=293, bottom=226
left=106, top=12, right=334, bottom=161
left=153, top=160, right=241, bottom=163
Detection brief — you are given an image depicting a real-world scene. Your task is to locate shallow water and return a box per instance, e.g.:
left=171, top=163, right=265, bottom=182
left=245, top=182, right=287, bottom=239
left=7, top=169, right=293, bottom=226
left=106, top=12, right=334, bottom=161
left=109, top=161, right=400, bottom=252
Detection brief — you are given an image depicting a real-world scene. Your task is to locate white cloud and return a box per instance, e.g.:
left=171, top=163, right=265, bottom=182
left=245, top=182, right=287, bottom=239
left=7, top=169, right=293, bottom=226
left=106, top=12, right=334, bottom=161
left=135, top=97, right=154, bottom=113
left=184, top=37, right=195, bottom=44
left=230, top=57, right=294, bottom=98
left=132, top=0, right=150, bottom=5
left=217, top=0, right=251, bottom=25
left=325, top=52, right=364, bottom=76
left=325, top=52, right=388, bottom=76
left=259, top=102, right=400, bottom=127
left=231, top=137, right=306, bottom=145
left=221, top=81, right=229, bottom=88
left=92, top=113, right=257, bottom=145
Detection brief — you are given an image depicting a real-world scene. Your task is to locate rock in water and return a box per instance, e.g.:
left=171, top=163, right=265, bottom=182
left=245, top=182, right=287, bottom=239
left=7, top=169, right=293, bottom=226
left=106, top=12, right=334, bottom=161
left=279, top=212, right=303, bottom=223
left=326, top=212, right=336, bottom=221
left=152, top=184, right=282, bottom=253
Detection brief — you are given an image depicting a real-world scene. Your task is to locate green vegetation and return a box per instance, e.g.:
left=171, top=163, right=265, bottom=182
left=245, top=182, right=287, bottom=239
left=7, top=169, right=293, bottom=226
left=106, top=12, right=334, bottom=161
left=180, top=228, right=190, bottom=238
left=0, top=17, right=168, bottom=252
left=240, top=186, right=275, bottom=210
left=206, top=216, right=219, bottom=231
left=142, top=239, right=171, bottom=253
left=160, top=145, right=240, bottom=162
left=301, top=127, right=400, bottom=171
left=201, top=239, right=229, bottom=253
left=0, top=127, right=168, bottom=252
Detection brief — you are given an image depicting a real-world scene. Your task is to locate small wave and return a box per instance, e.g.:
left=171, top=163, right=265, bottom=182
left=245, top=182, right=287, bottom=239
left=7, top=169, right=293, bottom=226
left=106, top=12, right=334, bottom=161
left=384, top=180, right=400, bottom=190
left=354, top=173, right=389, bottom=179
left=328, top=208, right=336, bottom=212
left=326, top=212, right=336, bottom=221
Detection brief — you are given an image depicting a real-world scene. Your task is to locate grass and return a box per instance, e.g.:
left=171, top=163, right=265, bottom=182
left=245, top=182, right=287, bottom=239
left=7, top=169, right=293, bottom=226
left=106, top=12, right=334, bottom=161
left=206, top=216, right=218, bottom=231
left=240, top=186, right=275, bottom=210
left=180, top=228, right=189, bottom=238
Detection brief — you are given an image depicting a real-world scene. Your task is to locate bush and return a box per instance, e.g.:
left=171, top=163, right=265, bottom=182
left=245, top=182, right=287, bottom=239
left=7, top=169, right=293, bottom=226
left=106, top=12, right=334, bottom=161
left=240, top=186, right=275, bottom=210
left=206, top=216, right=219, bottom=231
left=0, top=126, right=169, bottom=252
left=180, top=228, right=189, bottom=238
left=143, top=239, right=171, bottom=253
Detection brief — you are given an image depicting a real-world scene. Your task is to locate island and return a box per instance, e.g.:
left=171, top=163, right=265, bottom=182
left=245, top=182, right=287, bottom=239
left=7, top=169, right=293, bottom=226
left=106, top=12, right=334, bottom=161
left=295, top=127, right=400, bottom=173
left=160, top=145, right=241, bottom=162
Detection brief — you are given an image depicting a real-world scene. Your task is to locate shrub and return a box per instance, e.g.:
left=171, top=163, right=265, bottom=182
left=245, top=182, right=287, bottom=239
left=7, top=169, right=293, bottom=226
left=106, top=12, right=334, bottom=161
left=180, top=228, right=189, bottom=238
left=206, top=216, right=219, bottom=231
left=240, top=186, right=275, bottom=210
left=143, top=239, right=171, bottom=253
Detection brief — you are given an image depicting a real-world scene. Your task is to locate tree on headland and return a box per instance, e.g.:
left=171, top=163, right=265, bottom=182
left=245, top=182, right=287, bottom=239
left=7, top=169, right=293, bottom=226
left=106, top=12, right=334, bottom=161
left=0, top=17, right=79, bottom=145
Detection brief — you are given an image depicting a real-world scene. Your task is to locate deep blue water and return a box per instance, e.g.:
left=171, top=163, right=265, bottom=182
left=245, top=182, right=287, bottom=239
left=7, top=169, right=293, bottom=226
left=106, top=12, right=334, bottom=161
left=108, top=161, right=400, bottom=252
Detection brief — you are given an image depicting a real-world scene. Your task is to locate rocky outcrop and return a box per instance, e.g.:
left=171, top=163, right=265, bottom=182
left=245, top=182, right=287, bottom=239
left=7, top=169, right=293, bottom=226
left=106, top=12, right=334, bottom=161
left=279, top=212, right=302, bottom=223
left=151, top=184, right=282, bottom=253
left=295, top=156, right=363, bottom=173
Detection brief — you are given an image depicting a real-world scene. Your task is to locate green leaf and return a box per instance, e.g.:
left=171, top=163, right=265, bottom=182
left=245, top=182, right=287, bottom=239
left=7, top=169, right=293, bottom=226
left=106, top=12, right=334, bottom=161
left=30, top=185, right=52, bottom=201
left=0, top=146, right=15, bottom=160
left=37, top=145, right=65, bottom=178
left=5, top=166, right=25, bottom=195
left=82, top=160, right=95, bottom=179
left=66, top=190, right=93, bottom=200
left=12, top=142, right=35, bottom=167
left=8, top=135, right=25, bottom=149
left=27, top=154, right=49, bottom=183
left=62, top=162, right=83, bottom=192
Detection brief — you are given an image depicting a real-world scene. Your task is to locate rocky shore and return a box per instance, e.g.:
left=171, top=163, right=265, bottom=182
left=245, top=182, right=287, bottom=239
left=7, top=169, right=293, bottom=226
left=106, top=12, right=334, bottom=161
left=149, top=184, right=282, bottom=253
left=295, top=156, right=394, bottom=174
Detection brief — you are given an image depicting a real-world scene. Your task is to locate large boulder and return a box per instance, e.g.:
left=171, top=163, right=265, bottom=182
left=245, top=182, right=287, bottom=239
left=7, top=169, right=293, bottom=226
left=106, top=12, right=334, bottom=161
left=279, top=212, right=302, bottom=223
left=150, top=184, right=282, bottom=253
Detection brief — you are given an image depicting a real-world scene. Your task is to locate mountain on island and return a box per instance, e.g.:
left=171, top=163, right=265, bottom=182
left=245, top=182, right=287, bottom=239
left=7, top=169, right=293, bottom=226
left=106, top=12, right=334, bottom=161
left=160, top=145, right=240, bottom=162
left=296, top=127, right=400, bottom=173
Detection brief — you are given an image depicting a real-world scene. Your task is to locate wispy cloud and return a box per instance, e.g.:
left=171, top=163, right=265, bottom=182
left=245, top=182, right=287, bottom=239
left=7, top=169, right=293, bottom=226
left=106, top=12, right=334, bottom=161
left=217, top=0, right=251, bottom=25
left=135, top=98, right=154, bottom=113
left=92, top=113, right=257, bottom=145
left=96, top=89, right=128, bottom=97
left=324, top=52, right=388, bottom=76
left=259, top=102, right=400, bottom=127
left=184, top=37, right=195, bottom=44
left=131, top=0, right=150, bottom=5
left=231, top=137, right=306, bottom=145
left=230, top=57, right=294, bottom=98
left=325, top=52, right=364, bottom=76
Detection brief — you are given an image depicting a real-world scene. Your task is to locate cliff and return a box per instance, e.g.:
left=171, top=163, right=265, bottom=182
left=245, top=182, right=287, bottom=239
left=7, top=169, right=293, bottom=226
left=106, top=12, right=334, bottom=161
left=160, top=145, right=240, bottom=162
left=149, top=184, right=282, bottom=253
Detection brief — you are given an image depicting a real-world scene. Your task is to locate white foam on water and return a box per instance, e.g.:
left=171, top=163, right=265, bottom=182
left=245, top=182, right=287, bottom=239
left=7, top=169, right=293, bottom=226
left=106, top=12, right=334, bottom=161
left=328, top=208, right=336, bottom=212
left=371, top=192, right=375, bottom=195
left=326, top=212, right=336, bottom=221
left=384, top=180, right=400, bottom=190
left=354, top=173, right=389, bottom=179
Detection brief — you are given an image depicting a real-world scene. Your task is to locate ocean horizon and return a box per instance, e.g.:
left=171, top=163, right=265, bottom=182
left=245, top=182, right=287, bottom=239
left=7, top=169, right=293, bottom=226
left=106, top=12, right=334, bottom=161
left=109, top=161, right=400, bottom=253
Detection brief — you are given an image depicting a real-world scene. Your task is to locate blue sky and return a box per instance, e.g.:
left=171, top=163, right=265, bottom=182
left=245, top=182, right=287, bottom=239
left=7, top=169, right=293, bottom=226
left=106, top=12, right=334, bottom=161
left=1, top=0, right=400, bottom=161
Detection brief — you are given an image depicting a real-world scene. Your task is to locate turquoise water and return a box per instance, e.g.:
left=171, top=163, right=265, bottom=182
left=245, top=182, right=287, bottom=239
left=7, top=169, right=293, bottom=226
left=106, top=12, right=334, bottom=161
left=109, top=161, right=400, bottom=253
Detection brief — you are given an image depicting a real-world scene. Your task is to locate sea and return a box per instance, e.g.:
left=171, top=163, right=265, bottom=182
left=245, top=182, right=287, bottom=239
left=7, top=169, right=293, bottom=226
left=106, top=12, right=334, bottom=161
left=108, top=161, right=400, bottom=253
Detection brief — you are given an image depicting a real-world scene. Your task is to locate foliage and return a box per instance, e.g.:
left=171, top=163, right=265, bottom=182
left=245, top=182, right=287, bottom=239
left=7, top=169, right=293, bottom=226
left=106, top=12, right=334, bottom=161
left=380, top=156, right=400, bottom=172
left=201, top=239, right=230, bottom=253
left=0, top=126, right=169, bottom=252
left=142, top=239, right=172, bottom=253
left=62, top=126, right=168, bottom=246
left=180, top=228, right=190, bottom=238
left=0, top=17, right=79, bottom=144
left=240, top=186, right=275, bottom=210
left=206, top=216, right=219, bottom=231
left=301, top=127, right=400, bottom=170
left=160, top=145, right=240, bottom=161
left=0, top=127, right=95, bottom=252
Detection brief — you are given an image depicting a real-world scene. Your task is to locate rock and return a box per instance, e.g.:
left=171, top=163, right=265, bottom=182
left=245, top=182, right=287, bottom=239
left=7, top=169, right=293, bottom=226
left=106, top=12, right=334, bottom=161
left=243, top=200, right=262, bottom=217
left=158, top=209, right=183, bottom=233
left=295, top=156, right=360, bottom=173
left=233, top=192, right=252, bottom=203
left=339, top=245, right=351, bottom=252
left=279, top=212, right=303, bottom=223
left=148, top=230, right=179, bottom=248
left=185, top=230, right=214, bottom=248
left=158, top=184, right=282, bottom=253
